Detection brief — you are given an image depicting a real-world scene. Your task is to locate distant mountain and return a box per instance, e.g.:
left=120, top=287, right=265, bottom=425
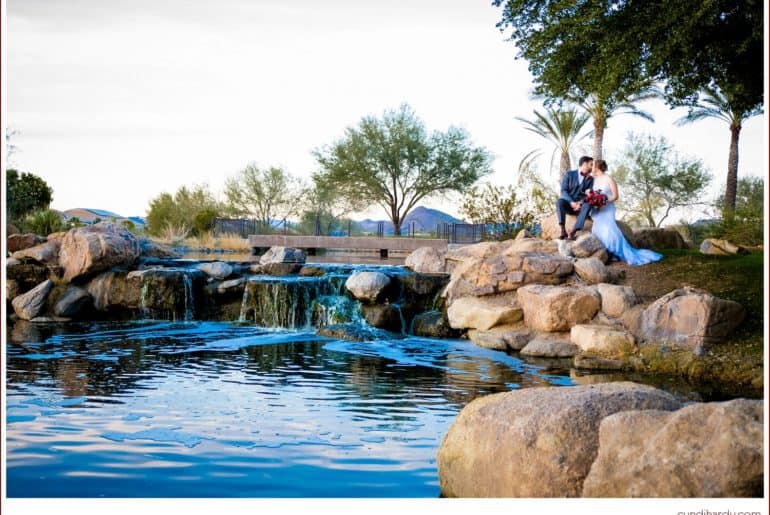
left=356, top=206, right=464, bottom=235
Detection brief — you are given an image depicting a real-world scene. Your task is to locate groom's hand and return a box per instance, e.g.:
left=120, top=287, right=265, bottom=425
left=570, top=201, right=581, bottom=210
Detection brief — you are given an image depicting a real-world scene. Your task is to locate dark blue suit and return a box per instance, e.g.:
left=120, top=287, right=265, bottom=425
left=556, top=170, right=593, bottom=231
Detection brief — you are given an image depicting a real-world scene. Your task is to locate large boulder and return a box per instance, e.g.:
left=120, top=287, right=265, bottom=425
left=700, top=238, right=749, bottom=256
left=570, top=233, right=608, bottom=261
left=53, top=286, right=93, bottom=318
left=517, top=284, right=600, bottom=332
left=596, top=283, right=637, bottom=318
left=570, top=324, right=636, bottom=358
left=138, top=238, right=180, bottom=258
left=437, top=382, right=682, bottom=497
left=447, top=295, right=522, bottom=331
left=259, top=246, right=306, bottom=265
left=633, top=227, right=688, bottom=250
left=11, top=279, right=53, bottom=320
left=360, top=304, right=403, bottom=332
left=502, top=238, right=559, bottom=255
left=520, top=333, right=578, bottom=358
left=467, top=324, right=532, bottom=351
left=404, top=247, right=447, bottom=273
left=58, top=223, right=141, bottom=282
left=583, top=399, right=764, bottom=497
left=540, top=213, right=594, bottom=240
left=12, top=239, right=61, bottom=265
left=638, top=287, right=746, bottom=352
left=7, top=233, right=46, bottom=253
left=443, top=252, right=573, bottom=302
left=344, top=271, right=392, bottom=303
left=573, top=257, right=610, bottom=284
left=411, top=310, right=460, bottom=338
left=196, top=261, right=234, bottom=280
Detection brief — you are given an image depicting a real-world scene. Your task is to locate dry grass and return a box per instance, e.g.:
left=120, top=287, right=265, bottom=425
left=159, top=223, right=191, bottom=245
left=183, top=231, right=249, bottom=251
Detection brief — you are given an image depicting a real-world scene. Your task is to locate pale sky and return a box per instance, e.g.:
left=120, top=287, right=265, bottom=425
left=2, top=0, right=766, bottom=222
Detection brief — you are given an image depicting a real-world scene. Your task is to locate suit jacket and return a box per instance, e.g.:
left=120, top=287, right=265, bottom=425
left=559, top=170, right=594, bottom=203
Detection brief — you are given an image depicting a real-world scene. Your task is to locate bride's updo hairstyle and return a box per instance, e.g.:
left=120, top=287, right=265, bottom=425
left=595, top=159, right=608, bottom=172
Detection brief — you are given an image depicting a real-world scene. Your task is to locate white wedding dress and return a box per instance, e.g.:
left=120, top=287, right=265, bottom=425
left=590, top=174, right=662, bottom=266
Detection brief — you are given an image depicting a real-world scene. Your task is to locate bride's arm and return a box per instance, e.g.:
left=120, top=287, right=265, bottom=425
left=607, top=176, right=619, bottom=203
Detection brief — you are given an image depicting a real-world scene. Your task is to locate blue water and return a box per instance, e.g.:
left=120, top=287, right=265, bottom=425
left=5, top=319, right=582, bottom=498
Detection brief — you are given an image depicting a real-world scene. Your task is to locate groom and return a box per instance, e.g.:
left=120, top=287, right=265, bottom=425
left=556, top=155, right=594, bottom=240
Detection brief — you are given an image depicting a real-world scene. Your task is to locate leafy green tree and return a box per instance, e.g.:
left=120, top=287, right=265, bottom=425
left=515, top=106, right=590, bottom=176
left=145, top=184, right=220, bottom=236
left=460, top=183, right=536, bottom=241
left=314, top=104, right=492, bottom=236
left=514, top=150, right=558, bottom=220
left=675, top=86, right=763, bottom=213
left=298, top=180, right=357, bottom=236
left=614, top=133, right=711, bottom=227
left=493, top=1, right=763, bottom=114
left=6, top=169, right=54, bottom=222
left=567, top=86, right=658, bottom=161
left=708, top=176, right=764, bottom=246
left=223, top=164, right=306, bottom=233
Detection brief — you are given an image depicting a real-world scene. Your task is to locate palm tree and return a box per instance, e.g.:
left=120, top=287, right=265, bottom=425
left=569, top=86, right=659, bottom=161
left=515, top=106, right=591, bottom=177
left=675, top=86, right=764, bottom=213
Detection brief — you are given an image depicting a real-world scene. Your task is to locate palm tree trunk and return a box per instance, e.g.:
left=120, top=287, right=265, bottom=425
left=560, top=151, right=570, bottom=175
left=724, top=124, right=741, bottom=213
left=592, top=121, right=604, bottom=161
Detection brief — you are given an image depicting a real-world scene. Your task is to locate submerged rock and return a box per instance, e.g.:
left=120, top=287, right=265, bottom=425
left=53, top=286, right=93, bottom=318
left=316, top=323, right=396, bottom=342
left=259, top=246, right=306, bottom=265
left=345, top=271, right=392, bottom=303
left=411, top=310, right=460, bottom=338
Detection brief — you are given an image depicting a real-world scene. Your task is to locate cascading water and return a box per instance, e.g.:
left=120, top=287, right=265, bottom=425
left=182, top=272, right=194, bottom=321
left=239, top=273, right=363, bottom=329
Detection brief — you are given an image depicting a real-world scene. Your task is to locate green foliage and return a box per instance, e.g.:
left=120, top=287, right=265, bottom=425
left=675, top=86, right=763, bottom=212
left=193, top=208, right=219, bottom=235
left=314, top=104, right=492, bottom=235
left=708, top=177, right=764, bottom=246
left=493, top=0, right=763, bottom=114
left=67, top=216, right=84, bottom=228
left=22, top=209, right=65, bottom=236
left=120, top=219, right=137, bottom=232
left=145, top=184, right=220, bottom=237
left=297, top=180, right=357, bottom=236
left=613, top=133, right=711, bottom=227
left=514, top=150, right=558, bottom=220
left=6, top=168, right=54, bottom=222
left=515, top=106, right=590, bottom=175
left=460, top=183, right=535, bottom=241
left=223, top=164, right=305, bottom=232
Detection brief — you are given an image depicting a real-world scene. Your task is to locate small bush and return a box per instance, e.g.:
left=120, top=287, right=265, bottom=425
left=23, top=209, right=65, bottom=236
left=193, top=209, right=219, bottom=236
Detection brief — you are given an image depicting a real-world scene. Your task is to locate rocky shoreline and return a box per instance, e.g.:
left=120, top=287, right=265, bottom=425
left=5, top=220, right=765, bottom=498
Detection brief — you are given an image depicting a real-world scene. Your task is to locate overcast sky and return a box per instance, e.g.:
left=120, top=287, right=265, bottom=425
left=3, top=0, right=766, bottom=221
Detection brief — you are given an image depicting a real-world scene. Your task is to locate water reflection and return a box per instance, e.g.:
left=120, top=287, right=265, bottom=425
left=4, top=319, right=747, bottom=498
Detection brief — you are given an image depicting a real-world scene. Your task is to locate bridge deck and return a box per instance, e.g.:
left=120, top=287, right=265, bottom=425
left=248, top=235, right=447, bottom=257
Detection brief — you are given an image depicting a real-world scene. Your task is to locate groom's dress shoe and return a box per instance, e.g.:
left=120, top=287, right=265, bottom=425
left=559, top=232, right=568, bottom=240
left=567, top=230, right=577, bottom=240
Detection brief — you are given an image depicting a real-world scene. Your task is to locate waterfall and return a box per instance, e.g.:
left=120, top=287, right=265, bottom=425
left=182, top=273, right=194, bottom=321
left=239, top=273, right=362, bottom=330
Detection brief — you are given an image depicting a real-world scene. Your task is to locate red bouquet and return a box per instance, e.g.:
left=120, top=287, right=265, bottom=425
left=584, top=188, right=608, bottom=209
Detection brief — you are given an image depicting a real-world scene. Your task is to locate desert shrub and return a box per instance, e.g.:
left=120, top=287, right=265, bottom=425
left=23, top=209, right=65, bottom=236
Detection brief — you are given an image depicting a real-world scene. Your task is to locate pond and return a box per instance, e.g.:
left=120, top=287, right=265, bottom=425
left=5, top=318, right=729, bottom=498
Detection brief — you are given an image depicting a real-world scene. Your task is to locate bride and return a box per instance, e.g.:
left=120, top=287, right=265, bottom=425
left=589, top=159, right=662, bottom=266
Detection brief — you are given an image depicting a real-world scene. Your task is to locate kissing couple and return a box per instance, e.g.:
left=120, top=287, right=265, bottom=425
left=555, top=156, right=662, bottom=266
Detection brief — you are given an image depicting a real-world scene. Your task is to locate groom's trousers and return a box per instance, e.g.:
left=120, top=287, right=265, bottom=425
left=555, top=199, right=592, bottom=230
